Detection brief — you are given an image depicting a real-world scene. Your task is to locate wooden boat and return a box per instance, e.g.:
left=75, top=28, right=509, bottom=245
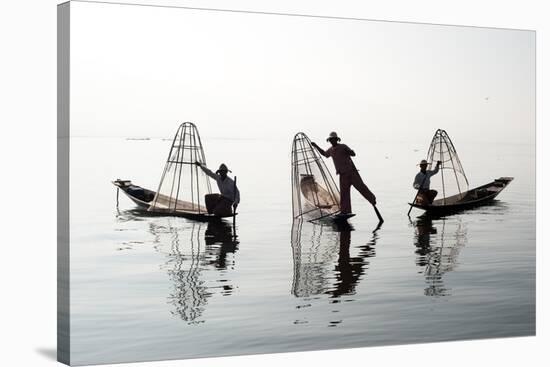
left=113, top=122, right=236, bottom=222
left=409, top=129, right=513, bottom=216
left=409, top=177, right=513, bottom=216
left=113, top=179, right=235, bottom=221
left=112, top=180, right=153, bottom=209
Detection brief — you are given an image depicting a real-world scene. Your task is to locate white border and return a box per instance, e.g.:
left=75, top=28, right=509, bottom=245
left=0, top=1, right=546, bottom=366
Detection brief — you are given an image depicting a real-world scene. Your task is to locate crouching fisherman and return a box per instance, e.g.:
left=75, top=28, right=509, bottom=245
left=413, top=159, right=441, bottom=204
left=195, top=162, right=240, bottom=216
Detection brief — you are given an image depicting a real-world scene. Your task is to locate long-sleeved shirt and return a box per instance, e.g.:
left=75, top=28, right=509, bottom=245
left=413, top=165, right=440, bottom=190
left=320, top=144, right=356, bottom=175
left=199, top=165, right=240, bottom=205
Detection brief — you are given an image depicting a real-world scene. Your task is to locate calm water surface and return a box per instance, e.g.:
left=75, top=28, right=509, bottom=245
left=70, top=137, right=535, bottom=365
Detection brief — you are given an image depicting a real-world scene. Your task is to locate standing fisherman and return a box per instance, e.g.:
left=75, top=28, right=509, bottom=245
left=195, top=162, right=240, bottom=216
left=413, top=159, right=441, bottom=204
left=311, top=132, right=377, bottom=217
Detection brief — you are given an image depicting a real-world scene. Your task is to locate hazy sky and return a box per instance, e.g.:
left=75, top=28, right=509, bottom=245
left=70, top=0, right=535, bottom=144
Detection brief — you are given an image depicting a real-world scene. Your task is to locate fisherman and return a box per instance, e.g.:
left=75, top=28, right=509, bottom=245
left=194, top=162, right=240, bottom=216
left=311, top=132, right=376, bottom=215
left=413, top=159, right=441, bottom=204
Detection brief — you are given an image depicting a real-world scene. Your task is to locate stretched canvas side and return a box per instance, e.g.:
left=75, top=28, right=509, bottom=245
left=57, top=1, right=71, bottom=365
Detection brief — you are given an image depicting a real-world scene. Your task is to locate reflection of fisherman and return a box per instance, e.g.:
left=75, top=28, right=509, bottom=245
left=204, top=221, right=239, bottom=270
left=413, top=159, right=441, bottom=204
left=311, top=132, right=376, bottom=215
left=326, top=222, right=376, bottom=298
left=329, top=225, right=359, bottom=297
left=413, top=217, right=437, bottom=267
left=195, top=162, right=240, bottom=216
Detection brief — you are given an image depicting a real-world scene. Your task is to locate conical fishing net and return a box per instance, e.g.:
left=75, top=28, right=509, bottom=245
left=425, top=129, right=469, bottom=205
left=291, top=132, right=340, bottom=220
left=149, top=122, right=212, bottom=214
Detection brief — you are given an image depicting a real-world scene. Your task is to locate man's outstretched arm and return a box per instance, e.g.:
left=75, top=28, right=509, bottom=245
left=430, top=161, right=442, bottom=176
left=194, top=161, right=218, bottom=179
left=311, top=142, right=329, bottom=157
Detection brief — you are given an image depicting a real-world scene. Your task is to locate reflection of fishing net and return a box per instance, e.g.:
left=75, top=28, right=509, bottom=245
left=291, top=220, right=339, bottom=297
left=425, top=129, right=469, bottom=205
left=291, top=132, right=340, bottom=220
left=151, top=222, right=210, bottom=323
left=413, top=218, right=467, bottom=297
left=149, top=122, right=211, bottom=214
left=146, top=220, right=239, bottom=322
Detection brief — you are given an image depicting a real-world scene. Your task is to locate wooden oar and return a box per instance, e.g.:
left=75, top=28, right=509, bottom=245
left=233, top=176, right=237, bottom=231
left=372, top=220, right=383, bottom=233
left=407, top=192, right=421, bottom=216
left=373, top=205, right=384, bottom=223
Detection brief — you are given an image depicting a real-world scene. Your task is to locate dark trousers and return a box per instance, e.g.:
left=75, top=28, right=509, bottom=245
left=339, top=170, right=376, bottom=214
left=417, top=189, right=438, bottom=204
left=205, top=194, right=233, bottom=216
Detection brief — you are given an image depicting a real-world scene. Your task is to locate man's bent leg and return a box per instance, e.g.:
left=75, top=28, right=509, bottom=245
left=428, top=190, right=438, bottom=204
left=213, top=196, right=234, bottom=216
left=351, top=171, right=376, bottom=205
left=205, top=193, right=222, bottom=214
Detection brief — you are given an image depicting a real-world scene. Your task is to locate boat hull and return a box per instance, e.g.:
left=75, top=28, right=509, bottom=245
left=112, top=180, right=235, bottom=222
left=409, top=177, right=513, bottom=216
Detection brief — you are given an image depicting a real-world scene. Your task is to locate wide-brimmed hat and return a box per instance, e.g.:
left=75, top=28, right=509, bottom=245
left=216, top=163, right=231, bottom=174
left=418, top=159, right=428, bottom=166
left=326, top=131, right=341, bottom=142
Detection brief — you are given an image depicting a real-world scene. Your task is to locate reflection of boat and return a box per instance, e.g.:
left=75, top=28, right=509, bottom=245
left=113, top=122, right=236, bottom=221
left=409, top=129, right=513, bottom=216
left=291, top=132, right=342, bottom=222
left=412, top=217, right=466, bottom=297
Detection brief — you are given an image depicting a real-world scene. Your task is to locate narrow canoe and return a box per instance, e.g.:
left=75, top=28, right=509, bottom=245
left=408, top=177, right=513, bottom=216
left=112, top=179, right=236, bottom=221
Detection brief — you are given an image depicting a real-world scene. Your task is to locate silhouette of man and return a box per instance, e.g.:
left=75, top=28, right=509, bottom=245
left=413, top=159, right=441, bottom=204
left=312, top=132, right=376, bottom=215
left=195, top=162, right=240, bottom=216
